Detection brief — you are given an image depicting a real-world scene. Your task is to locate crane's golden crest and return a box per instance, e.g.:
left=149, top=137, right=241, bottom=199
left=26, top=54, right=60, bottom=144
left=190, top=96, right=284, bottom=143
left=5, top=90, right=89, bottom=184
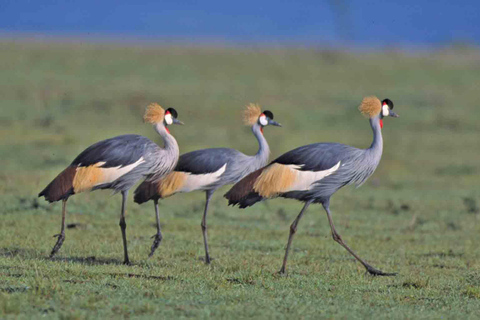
left=253, top=163, right=298, bottom=197
left=243, top=103, right=262, bottom=126
left=358, top=96, right=382, bottom=118
left=144, top=103, right=165, bottom=124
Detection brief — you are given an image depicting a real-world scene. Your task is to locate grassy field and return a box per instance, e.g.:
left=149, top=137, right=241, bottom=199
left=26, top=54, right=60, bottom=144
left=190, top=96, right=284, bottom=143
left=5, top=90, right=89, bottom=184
left=1, top=40, right=480, bottom=319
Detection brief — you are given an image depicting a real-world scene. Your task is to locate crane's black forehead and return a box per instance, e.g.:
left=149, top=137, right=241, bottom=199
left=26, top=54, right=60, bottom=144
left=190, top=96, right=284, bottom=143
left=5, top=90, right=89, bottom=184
left=166, top=108, right=178, bottom=118
left=263, top=110, right=274, bottom=119
left=382, top=99, right=394, bottom=109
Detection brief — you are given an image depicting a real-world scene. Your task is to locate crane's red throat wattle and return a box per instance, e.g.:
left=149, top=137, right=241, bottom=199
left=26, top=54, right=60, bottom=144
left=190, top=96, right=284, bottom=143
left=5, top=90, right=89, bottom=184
left=379, top=119, right=383, bottom=129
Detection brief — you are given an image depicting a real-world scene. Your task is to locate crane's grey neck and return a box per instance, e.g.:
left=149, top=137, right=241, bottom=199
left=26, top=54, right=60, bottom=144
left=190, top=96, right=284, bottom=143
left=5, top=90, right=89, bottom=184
left=155, top=123, right=179, bottom=154
left=251, top=123, right=270, bottom=165
left=367, top=116, right=383, bottom=156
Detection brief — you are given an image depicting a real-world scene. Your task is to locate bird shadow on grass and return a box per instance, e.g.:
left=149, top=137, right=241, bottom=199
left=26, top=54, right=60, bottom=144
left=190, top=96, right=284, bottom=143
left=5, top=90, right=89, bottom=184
left=0, top=247, right=138, bottom=267
left=0, top=247, right=39, bottom=259
left=49, top=255, right=165, bottom=268
left=49, top=255, right=126, bottom=266
left=103, top=272, right=175, bottom=281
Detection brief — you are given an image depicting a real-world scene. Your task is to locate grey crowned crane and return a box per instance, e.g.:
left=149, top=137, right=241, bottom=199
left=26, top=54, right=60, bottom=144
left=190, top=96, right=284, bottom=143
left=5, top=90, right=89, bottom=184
left=225, top=96, right=399, bottom=276
left=38, top=103, right=183, bottom=265
left=134, top=104, right=281, bottom=263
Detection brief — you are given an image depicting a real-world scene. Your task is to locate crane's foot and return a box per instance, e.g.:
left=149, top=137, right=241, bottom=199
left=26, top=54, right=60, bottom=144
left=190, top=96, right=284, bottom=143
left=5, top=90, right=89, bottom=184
left=278, top=265, right=287, bottom=275
left=276, top=269, right=289, bottom=277
left=49, top=233, right=65, bottom=258
left=199, top=255, right=214, bottom=264
left=123, top=259, right=131, bottom=266
left=365, top=265, right=397, bottom=276
left=148, top=233, right=163, bottom=258
left=205, top=255, right=212, bottom=265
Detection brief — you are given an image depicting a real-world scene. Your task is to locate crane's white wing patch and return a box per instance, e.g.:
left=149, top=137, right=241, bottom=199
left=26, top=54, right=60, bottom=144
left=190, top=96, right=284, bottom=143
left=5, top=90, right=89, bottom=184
left=73, top=157, right=145, bottom=192
left=286, top=161, right=341, bottom=192
left=98, top=157, right=146, bottom=185
left=253, top=161, right=341, bottom=197
left=177, top=164, right=227, bottom=192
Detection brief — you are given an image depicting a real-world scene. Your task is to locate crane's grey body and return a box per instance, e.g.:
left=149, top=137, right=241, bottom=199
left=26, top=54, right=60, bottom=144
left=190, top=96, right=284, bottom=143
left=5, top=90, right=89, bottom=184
left=72, top=133, right=179, bottom=194
left=278, top=118, right=382, bottom=204
left=176, top=123, right=270, bottom=193
left=225, top=103, right=398, bottom=276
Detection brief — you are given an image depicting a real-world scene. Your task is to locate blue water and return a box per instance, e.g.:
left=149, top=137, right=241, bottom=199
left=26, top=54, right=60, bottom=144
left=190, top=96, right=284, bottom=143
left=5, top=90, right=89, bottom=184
left=1, top=0, right=479, bottom=46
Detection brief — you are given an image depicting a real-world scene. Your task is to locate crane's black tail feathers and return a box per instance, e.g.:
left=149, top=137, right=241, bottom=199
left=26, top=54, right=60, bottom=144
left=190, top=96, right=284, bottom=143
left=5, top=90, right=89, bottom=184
left=38, top=166, right=76, bottom=203
left=133, top=180, right=159, bottom=204
left=224, top=167, right=266, bottom=208
left=236, top=193, right=265, bottom=208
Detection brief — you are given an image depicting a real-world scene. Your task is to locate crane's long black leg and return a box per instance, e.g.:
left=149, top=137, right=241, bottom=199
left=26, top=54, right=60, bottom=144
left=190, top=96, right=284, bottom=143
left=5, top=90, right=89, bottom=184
left=149, top=199, right=163, bottom=257
left=119, top=190, right=130, bottom=265
left=322, top=202, right=396, bottom=276
left=279, top=201, right=312, bottom=274
left=201, top=190, right=214, bottom=264
left=50, top=199, right=67, bottom=258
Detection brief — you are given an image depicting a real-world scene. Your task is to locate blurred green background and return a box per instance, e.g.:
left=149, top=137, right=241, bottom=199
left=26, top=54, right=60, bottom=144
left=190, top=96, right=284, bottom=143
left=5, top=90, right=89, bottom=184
left=1, top=41, right=480, bottom=318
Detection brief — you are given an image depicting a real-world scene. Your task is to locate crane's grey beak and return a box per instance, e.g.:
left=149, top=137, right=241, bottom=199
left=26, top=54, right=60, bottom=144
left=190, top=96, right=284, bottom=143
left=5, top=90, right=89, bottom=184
left=268, top=119, right=282, bottom=127
left=389, top=110, right=399, bottom=118
left=173, top=118, right=184, bottom=125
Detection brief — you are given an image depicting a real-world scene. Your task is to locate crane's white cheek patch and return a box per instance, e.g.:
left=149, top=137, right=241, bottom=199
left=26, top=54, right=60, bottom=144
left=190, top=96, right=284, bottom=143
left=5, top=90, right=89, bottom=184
left=178, top=164, right=227, bottom=192
left=73, top=158, right=145, bottom=193
left=382, top=105, right=389, bottom=117
left=259, top=115, right=268, bottom=126
left=287, top=161, right=341, bottom=192
left=164, top=113, right=173, bottom=125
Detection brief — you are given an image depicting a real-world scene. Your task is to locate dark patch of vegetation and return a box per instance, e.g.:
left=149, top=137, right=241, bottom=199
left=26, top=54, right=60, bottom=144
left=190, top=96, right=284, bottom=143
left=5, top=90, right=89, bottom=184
left=463, top=197, right=479, bottom=214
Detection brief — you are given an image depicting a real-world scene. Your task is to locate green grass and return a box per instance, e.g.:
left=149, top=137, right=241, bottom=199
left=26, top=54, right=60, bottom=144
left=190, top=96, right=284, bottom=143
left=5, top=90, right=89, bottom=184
left=1, top=40, right=480, bottom=319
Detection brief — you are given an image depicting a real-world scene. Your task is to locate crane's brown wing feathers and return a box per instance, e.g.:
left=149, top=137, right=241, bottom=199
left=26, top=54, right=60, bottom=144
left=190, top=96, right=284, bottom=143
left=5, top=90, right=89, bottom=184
left=134, top=171, right=188, bottom=203
left=133, top=179, right=160, bottom=204
left=38, top=166, right=76, bottom=202
left=224, top=166, right=265, bottom=205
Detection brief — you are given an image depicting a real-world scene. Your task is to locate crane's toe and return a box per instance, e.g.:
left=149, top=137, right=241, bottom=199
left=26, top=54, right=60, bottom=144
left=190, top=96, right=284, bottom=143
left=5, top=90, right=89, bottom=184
left=277, top=268, right=288, bottom=277
left=49, top=233, right=65, bottom=258
left=365, top=266, right=397, bottom=277
left=198, top=256, right=215, bottom=264
left=148, top=233, right=163, bottom=257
